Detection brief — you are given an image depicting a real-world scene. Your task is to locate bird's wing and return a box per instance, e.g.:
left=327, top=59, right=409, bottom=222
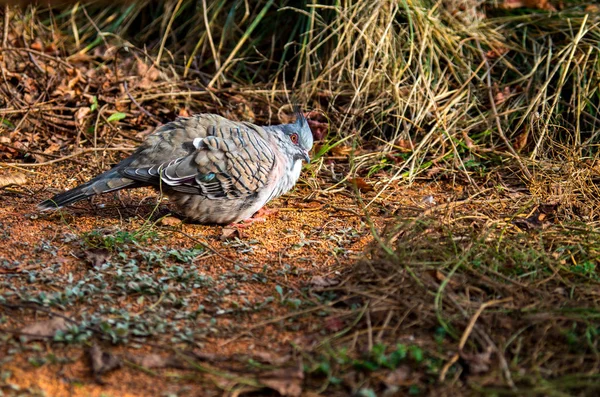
left=120, top=116, right=277, bottom=199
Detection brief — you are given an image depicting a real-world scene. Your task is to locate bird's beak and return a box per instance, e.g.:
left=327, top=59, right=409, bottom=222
left=303, top=150, right=311, bottom=163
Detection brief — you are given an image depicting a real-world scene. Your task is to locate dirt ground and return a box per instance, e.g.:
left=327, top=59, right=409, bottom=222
left=0, top=155, right=452, bottom=396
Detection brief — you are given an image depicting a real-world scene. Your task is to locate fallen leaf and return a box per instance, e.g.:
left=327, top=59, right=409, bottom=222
left=252, top=351, right=291, bottom=366
left=160, top=216, right=182, bottom=227
left=220, top=227, right=240, bottom=241
left=348, top=177, right=374, bottom=193
left=462, top=131, right=475, bottom=149
left=126, top=353, right=186, bottom=369
left=19, top=317, right=68, bottom=341
left=84, top=248, right=111, bottom=268
left=395, top=138, right=414, bottom=152
left=502, top=0, right=556, bottom=10
left=512, top=209, right=544, bottom=230
left=430, top=270, right=461, bottom=289
left=539, top=203, right=558, bottom=216
left=75, top=107, right=91, bottom=125
left=0, top=173, right=27, bottom=189
left=30, top=39, right=43, bottom=51
left=307, top=119, right=328, bottom=141
left=585, top=4, right=600, bottom=13
left=512, top=130, right=528, bottom=152
left=67, top=69, right=83, bottom=89
left=494, top=86, right=512, bottom=105
left=324, top=317, right=345, bottom=332
left=461, top=349, right=492, bottom=375
left=384, top=365, right=412, bottom=386
left=485, top=47, right=509, bottom=59
left=230, top=94, right=255, bottom=121
left=309, top=276, right=339, bottom=288
left=330, top=144, right=352, bottom=157
left=259, top=366, right=304, bottom=397
left=89, top=344, right=121, bottom=376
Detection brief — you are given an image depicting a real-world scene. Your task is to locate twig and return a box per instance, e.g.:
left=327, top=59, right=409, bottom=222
left=123, top=80, right=160, bottom=122
left=442, top=294, right=516, bottom=389
left=0, top=147, right=135, bottom=167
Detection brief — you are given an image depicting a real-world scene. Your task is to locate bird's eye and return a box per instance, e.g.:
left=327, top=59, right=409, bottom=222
left=290, top=133, right=299, bottom=144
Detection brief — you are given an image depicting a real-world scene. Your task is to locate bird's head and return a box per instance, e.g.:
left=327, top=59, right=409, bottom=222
left=278, top=107, right=314, bottom=163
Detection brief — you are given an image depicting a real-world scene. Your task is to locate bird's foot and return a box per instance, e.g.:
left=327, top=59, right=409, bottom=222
left=233, top=208, right=279, bottom=229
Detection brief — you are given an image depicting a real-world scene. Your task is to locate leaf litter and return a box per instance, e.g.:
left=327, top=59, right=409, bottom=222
left=19, top=317, right=68, bottom=342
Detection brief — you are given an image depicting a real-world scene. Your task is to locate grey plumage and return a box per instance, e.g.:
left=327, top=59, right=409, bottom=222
left=38, top=110, right=313, bottom=224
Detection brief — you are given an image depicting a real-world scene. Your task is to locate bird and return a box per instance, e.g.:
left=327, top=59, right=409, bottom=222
left=38, top=109, right=313, bottom=224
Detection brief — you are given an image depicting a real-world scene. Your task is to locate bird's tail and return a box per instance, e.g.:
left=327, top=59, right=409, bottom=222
left=37, top=168, right=141, bottom=210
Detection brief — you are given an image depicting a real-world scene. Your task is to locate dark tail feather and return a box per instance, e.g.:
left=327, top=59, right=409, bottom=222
left=38, top=169, right=140, bottom=210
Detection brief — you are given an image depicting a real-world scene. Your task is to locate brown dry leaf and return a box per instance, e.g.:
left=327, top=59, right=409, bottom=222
left=539, top=203, right=558, bottom=217
left=324, top=317, right=345, bottom=332
left=307, top=119, right=328, bottom=141
left=68, top=53, right=93, bottom=63
left=461, top=349, right=492, bottom=375
left=502, top=0, right=556, bottom=10
left=395, top=138, right=414, bottom=152
left=45, top=42, right=58, bottom=53
left=126, top=354, right=186, bottom=369
left=0, top=173, right=27, bottom=189
left=75, top=107, right=91, bottom=125
left=513, top=130, right=528, bottom=152
left=221, top=227, right=240, bottom=241
left=585, top=4, right=600, bottom=13
left=309, top=276, right=339, bottom=288
left=348, top=177, right=374, bottom=193
left=461, top=131, right=475, bottom=149
left=67, top=69, right=83, bottom=89
left=431, top=270, right=460, bottom=289
left=384, top=365, right=412, bottom=386
left=485, top=47, right=509, bottom=59
left=330, top=144, right=352, bottom=157
left=43, top=143, right=61, bottom=155
left=30, top=39, right=43, bottom=51
left=136, top=60, right=161, bottom=89
left=160, top=216, right=182, bottom=227
left=89, top=345, right=122, bottom=376
left=253, top=351, right=291, bottom=366
left=512, top=209, right=543, bottom=230
left=19, top=317, right=68, bottom=341
left=494, top=86, right=511, bottom=105
left=84, top=248, right=111, bottom=268
left=258, top=367, right=303, bottom=397
left=230, top=94, right=255, bottom=121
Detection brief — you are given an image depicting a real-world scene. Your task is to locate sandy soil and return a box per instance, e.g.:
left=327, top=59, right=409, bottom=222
left=0, top=153, right=455, bottom=396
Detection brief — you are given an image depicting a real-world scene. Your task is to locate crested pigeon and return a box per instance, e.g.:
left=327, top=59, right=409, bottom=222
left=38, top=109, right=313, bottom=224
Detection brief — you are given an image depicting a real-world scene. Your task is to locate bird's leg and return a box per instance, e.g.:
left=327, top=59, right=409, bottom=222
left=234, top=207, right=279, bottom=228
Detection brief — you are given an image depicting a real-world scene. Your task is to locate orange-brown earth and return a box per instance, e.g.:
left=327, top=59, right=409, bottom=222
left=0, top=155, right=453, bottom=396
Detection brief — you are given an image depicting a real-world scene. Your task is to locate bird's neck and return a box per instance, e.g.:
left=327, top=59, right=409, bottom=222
left=267, top=131, right=303, bottom=200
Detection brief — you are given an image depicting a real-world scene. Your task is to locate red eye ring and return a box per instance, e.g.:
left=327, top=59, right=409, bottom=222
left=290, top=133, right=299, bottom=144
